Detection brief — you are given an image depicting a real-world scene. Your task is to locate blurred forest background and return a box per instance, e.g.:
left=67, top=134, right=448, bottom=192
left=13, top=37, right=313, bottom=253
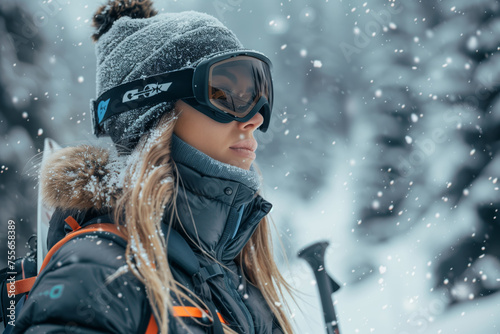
left=1, top=0, right=499, bottom=333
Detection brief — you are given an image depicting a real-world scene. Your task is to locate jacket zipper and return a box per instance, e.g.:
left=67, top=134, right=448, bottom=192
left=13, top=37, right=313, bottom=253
left=215, top=200, right=257, bottom=334
left=209, top=247, right=254, bottom=334
left=225, top=271, right=255, bottom=334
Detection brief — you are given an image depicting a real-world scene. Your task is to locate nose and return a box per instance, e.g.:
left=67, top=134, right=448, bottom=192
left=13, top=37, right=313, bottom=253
left=238, top=110, right=264, bottom=132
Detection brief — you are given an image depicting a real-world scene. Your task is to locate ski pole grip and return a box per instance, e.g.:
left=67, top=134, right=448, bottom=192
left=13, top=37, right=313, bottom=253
left=298, top=241, right=341, bottom=334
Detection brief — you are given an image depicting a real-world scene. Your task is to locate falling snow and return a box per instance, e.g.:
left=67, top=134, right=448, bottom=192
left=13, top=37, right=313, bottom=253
left=1, top=0, right=500, bottom=333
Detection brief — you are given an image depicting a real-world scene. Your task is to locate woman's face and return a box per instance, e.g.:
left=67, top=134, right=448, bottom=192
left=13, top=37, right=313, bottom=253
left=173, top=100, right=264, bottom=170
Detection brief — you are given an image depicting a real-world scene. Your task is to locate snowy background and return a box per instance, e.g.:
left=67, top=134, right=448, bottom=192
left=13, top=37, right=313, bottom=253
left=1, top=0, right=500, bottom=333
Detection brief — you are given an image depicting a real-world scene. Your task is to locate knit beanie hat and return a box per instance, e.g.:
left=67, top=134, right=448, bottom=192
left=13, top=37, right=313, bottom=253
left=91, top=0, right=244, bottom=153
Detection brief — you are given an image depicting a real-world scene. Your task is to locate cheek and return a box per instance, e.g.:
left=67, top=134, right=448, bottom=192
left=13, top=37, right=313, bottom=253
left=174, top=107, right=210, bottom=140
left=188, top=115, right=229, bottom=145
left=174, top=108, right=232, bottom=158
left=201, top=125, right=232, bottom=155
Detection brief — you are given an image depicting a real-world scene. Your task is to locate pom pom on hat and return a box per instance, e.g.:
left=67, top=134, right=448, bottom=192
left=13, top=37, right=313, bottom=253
left=91, top=0, right=158, bottom=42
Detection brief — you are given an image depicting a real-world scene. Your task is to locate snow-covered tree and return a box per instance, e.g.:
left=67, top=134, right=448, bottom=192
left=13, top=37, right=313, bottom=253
left=340, top=0, right=500, bottom=332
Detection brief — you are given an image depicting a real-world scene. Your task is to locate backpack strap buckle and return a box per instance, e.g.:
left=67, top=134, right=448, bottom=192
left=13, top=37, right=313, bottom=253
left=192, top=263, right=223, bottom=301
left=198, top=264, right=224, bottom=282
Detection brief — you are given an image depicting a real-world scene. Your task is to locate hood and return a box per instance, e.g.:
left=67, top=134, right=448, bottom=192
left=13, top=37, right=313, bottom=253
left=40, top=145, right=125, bottom=211
left=40, top=145, right=125, bottom=250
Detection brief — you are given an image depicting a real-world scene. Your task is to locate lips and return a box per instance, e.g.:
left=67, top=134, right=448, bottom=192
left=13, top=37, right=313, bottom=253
left=230, top=139, right=258, bottom=152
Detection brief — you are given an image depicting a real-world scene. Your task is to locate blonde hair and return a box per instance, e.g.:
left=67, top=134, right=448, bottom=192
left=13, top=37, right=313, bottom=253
left=113, top=111, right=294, bottom=333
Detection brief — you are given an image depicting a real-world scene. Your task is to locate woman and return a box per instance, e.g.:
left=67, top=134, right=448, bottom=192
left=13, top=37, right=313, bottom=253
left=14, top=0, right=293, bottom=333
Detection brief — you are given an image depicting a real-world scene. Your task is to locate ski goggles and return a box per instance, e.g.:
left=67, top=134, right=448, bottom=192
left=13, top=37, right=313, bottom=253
left=90, top=50, right=273, bottom=136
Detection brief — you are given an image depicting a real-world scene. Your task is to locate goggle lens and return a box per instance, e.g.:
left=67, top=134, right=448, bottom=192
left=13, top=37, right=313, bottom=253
left=208, top=56, right=273, bottom=118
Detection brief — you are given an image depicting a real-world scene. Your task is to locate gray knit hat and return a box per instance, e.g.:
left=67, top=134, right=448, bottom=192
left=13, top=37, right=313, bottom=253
left=91, top=0, right=244, bottom=153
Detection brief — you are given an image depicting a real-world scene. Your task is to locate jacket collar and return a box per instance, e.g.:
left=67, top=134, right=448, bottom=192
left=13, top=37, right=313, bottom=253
left=165, top=161, right=272, bottom=262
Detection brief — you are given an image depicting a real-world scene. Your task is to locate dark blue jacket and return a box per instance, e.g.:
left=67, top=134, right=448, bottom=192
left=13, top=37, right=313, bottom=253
left=14, top=154, right=283, bottom=334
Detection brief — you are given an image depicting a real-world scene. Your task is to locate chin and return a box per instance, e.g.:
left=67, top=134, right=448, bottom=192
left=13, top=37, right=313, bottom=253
left=239, top=161, right=252, bottom=170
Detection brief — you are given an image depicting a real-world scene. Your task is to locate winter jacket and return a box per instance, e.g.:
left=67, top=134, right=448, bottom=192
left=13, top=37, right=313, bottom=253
left=13, top=142, right=283, bottom=334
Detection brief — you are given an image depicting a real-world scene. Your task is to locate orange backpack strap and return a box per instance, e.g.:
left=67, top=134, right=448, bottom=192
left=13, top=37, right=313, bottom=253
left=172, top=306, right=228, bottom=324
left=143, top=306, right=227, bottom=333
left=38, top=222, right=127, bottom=273
left=6, top=276, right=37, bottom=295
left=145, top=314, right=158, bottom=334
left=64, top=215, right=82, bottom=231
left=5, top=220, right=127, bottom=296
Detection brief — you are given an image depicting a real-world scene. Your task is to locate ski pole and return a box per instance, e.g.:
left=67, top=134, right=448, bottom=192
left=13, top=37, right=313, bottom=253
left=298, top=241, right=341, bottom=334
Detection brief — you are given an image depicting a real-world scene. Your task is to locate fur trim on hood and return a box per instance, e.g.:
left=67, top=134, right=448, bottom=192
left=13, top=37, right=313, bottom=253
left=40, top=145, right=125, bottom=211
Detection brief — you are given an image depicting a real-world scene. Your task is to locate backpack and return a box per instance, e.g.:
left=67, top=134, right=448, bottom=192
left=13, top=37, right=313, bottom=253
left=1, top=215, right=227, bottom=334
left=0, top=240, right=37, bottom=334
left=2, top=138, right=226, bottom=333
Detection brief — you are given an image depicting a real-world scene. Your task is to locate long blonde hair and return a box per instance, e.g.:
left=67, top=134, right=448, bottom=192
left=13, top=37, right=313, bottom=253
left=112, top=111, right=294, bottom=333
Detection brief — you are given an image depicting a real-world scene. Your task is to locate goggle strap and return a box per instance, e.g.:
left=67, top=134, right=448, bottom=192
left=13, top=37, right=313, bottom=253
left=91, top=68, right=195, bottom=135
